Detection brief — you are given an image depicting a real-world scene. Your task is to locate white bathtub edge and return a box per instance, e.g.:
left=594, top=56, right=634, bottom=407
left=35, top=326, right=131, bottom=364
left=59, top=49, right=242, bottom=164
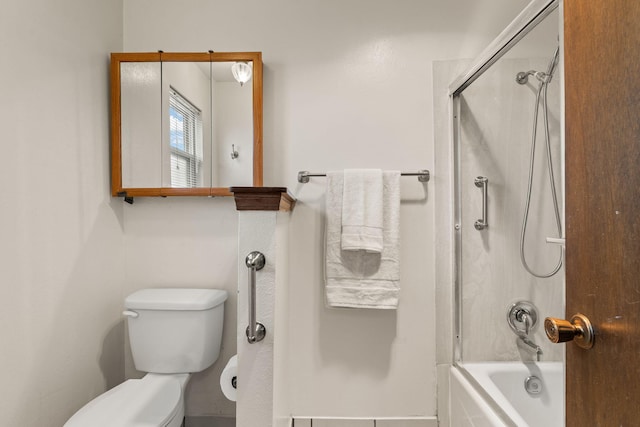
left=452, top=362, right=564, bottom=427
left=450, top=367, right=510, bottom=427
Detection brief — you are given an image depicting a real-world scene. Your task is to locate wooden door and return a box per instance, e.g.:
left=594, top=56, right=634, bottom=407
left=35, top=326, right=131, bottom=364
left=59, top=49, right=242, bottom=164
left=564, top=0, right=640, bottom=425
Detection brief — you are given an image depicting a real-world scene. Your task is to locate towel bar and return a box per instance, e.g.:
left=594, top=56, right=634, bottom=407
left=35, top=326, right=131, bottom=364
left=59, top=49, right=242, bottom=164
left=297, top=170, right=430, bottom=184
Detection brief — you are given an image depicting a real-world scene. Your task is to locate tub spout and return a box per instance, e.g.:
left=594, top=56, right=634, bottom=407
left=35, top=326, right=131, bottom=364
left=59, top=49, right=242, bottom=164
left=507, top=302, right=543, bottom=361
left=521, top=336, right=543, bottom=362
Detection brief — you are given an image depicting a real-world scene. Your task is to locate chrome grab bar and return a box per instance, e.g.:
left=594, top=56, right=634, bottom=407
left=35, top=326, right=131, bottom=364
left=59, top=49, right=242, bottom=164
left=474, top=176, right=488, bottom=230
left=245, top=251, right=266, bottom=344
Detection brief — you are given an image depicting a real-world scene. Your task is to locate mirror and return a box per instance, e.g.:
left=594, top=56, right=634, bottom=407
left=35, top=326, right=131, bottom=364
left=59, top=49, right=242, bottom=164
left=110, top=52, right=263, bottom=198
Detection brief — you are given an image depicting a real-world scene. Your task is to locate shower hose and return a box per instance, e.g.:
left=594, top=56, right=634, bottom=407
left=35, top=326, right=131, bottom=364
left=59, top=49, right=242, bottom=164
left=519, top=47, right=563, bottom=278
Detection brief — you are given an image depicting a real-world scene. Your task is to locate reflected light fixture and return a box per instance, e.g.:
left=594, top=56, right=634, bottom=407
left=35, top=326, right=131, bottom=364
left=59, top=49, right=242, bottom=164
left=231, top=62, right=252, bottom=86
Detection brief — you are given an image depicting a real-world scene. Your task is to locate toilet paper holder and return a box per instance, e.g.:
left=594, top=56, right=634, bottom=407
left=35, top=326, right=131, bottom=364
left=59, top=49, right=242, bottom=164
left=220, top=355, right=238, bottom=401
left=245, top=251, right=266, bottom=343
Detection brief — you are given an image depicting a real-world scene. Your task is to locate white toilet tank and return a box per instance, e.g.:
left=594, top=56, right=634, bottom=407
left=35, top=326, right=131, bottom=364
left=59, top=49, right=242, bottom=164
left=125, top=288, right=228, bottom=374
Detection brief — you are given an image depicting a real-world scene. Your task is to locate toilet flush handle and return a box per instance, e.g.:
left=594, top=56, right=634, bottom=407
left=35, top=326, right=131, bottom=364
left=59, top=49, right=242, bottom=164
left=123, top=310, right=139, bottom=318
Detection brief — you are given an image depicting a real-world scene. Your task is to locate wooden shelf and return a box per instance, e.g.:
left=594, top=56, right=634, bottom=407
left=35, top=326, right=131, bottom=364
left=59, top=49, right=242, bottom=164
left=230, top=187, right=296, bottom=212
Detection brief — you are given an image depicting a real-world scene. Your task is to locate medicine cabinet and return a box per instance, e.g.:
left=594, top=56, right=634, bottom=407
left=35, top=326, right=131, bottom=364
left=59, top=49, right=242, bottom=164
left=110, top=52, right=263, bottom=199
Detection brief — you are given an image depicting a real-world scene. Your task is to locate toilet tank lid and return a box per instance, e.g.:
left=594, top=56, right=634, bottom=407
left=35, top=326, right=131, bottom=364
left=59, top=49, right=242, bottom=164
left=125, top=288, right=228, bottom=311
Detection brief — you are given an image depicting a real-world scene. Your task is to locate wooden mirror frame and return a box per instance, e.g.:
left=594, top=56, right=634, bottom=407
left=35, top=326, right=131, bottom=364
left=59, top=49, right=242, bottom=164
left=110, top=51, right=263, bottom=198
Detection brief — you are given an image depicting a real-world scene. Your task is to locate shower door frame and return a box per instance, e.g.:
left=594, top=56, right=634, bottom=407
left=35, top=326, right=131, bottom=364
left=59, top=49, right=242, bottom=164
left=447, top=0, right=561, bottom=422
left=449, top=0, right=559, bottom=96
left=450, top=0, right=560, bottom=363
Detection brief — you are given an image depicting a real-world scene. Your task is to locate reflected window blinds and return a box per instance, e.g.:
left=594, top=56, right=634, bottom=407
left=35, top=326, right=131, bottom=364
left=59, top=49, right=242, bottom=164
left=169, top=88, right=203, bottom=188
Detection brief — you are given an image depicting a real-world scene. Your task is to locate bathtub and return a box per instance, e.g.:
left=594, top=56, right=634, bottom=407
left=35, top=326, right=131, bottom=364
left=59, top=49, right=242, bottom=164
left=449, top=362, right=563, bottom=427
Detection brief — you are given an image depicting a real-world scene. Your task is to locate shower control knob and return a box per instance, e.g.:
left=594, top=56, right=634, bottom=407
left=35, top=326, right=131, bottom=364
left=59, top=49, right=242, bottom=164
left=544, top=314, right=595, bottom=349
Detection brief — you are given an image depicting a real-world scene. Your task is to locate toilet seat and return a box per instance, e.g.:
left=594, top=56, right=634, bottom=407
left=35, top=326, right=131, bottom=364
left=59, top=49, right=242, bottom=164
left=64, top=374, right=184, bottom=427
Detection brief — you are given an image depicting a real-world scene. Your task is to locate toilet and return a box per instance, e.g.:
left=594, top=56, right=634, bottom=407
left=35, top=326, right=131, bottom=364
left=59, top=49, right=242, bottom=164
left=65, top=288, right=228, bottom=427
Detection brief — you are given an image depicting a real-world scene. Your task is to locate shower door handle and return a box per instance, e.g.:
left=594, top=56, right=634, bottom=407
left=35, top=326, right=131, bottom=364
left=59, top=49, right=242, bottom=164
left=474, top=176, right=488, bottom=230
left=245, top=251, right=266, bottom=344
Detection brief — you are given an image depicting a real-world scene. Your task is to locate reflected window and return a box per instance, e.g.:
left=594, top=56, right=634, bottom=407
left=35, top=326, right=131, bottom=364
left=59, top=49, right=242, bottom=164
left=169, top=88, right=203, bottom=187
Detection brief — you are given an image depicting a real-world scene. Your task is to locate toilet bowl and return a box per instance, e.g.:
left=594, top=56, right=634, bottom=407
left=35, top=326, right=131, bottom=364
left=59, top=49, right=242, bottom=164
left=64, top=288, right=228, bottom=427
left=65, top=374, right=188, bottom=427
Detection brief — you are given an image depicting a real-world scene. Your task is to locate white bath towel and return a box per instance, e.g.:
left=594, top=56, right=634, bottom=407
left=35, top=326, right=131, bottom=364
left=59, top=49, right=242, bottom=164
left=325, top=170, right=401, bottom=309
left=341, top=169, right=384, bottom=253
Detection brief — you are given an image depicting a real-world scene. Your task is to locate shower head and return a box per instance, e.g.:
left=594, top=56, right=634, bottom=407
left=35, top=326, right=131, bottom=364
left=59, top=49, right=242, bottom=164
left=516, top=70, right=532, bottom=84
left=516, top=70, right=551, bottom=85
left=516, top=46, right=560, bottom=85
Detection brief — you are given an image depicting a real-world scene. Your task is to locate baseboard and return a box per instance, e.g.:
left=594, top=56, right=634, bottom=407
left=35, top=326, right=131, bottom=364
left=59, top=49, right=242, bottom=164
left=185, top=415, right=236, bottom=427
left=292, top=417, right=438, bottom=426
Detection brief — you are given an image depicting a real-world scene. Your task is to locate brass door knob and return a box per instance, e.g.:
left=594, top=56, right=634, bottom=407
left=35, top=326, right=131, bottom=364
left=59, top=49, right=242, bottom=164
left=544, top=313, right=595, bottom=349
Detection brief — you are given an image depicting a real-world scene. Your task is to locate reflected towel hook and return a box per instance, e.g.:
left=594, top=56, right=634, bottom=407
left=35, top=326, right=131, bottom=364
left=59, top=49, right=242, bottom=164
left=231, top=144, right=239, bottom=160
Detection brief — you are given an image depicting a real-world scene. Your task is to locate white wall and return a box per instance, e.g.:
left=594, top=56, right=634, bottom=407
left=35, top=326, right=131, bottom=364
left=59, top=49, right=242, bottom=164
left=214, top=82, right=253, bottom=187
left=236, top=211, right=286, bottom=427
left=122, top=0, right=534, bottom=419
left=121, top=61, right=162, bottom=187
left=0, top=0, right=124, bottom=425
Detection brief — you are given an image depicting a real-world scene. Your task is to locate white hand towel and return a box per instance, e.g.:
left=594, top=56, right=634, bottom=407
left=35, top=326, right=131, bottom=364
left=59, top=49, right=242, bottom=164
left=341, top=169, right=384, bottom=253
left=325, top=170, right=401, bottom=309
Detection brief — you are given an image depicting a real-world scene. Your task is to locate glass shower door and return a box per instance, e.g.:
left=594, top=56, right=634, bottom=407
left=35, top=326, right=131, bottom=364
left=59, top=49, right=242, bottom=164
left=455, top=7, right=564, bottom=365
